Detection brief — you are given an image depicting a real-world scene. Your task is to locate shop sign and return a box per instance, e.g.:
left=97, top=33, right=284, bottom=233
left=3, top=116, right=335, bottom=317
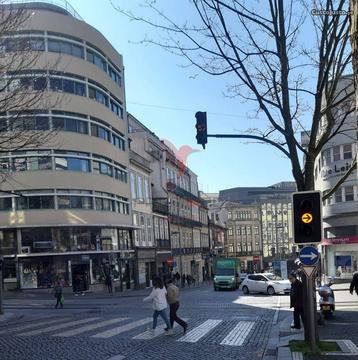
left=322, top=236, right=358, bottom=245
left=253, top=255, right=261, bottom=261
left=321, top=162, right=353, bottom=180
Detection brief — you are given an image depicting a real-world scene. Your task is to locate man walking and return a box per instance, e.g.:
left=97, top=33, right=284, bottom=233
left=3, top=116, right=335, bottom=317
left=165, top=279, right=188, bottom=334
left=350, top=272, right=358, bottom=295
left=289, top=272, right=304, bottom=329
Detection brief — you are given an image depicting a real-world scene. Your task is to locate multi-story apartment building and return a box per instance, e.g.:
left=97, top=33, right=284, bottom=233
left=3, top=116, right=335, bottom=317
left=207, top=200, right=227, bottom=255
left=0, top=2, right=136, bottom=291
left=314, top=75, right=358, bottom=280
left=128, top=114, right=156, bottom=288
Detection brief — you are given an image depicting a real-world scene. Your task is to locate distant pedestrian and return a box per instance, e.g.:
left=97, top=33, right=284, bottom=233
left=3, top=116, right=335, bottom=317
left=181, top=274, right=186, bottom=288
left=186, top=274, right=191, bottom=287
left=165, top=279, right=188, bottom=334
left=105, top=274, right=113, bottom=294
left=289, top=273, right=304, bottom=329
left=53, top=281, right=64, bottom=309
left=175, top=272, right=180, bottom=286
left=143, top=277, right=173, bottom=336
left=350, top=272, right=358, bottom=295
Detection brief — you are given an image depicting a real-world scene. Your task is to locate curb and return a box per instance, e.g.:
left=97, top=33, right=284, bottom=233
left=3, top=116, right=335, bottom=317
left=0, top=313, right=23, bottom=324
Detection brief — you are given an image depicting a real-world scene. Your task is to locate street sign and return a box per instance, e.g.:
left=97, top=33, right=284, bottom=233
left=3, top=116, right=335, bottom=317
left=302, top=266, right=317, bottom=278
left=299, top=246, right=319, bottom=266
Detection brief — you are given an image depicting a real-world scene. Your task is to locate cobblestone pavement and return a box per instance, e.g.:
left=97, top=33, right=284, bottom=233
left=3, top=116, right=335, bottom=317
left=0, top=285, right=282, bottom=360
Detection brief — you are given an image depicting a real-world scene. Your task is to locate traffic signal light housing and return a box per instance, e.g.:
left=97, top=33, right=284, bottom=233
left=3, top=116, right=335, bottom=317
left=195, top=111, right=207, bottom=149
left=292, top=191, right=322, bottom=244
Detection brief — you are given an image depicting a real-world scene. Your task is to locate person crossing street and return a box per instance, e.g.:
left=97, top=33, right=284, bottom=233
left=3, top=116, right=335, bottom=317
left=165, top=279, right=188, bottom=334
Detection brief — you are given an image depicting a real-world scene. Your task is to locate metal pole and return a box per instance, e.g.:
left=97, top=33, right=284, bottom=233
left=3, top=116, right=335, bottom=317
left=0, top=255, right=3, bottom=315
left=306, top=274, right=318, bottom=352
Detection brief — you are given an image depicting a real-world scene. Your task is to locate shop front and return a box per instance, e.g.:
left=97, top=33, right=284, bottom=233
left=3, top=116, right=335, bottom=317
left=322, top=236, right=358, bottom=280
left=156, top=251, right=173, bottom=278
left=136, top=248, right=156, bottom=288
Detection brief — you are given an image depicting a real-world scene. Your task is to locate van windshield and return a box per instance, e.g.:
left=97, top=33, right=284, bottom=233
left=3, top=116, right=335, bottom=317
left=215, top=268, right=235, bottom=276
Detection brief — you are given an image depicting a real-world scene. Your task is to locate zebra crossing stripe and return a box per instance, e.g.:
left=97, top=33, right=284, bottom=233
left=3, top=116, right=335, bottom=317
left=92, top=318, right=152, bottom=339
left=53, top=317, right=129, bottom=337
left=177, top=319, right=222, bottom=343
left=133, top=318, right=189, bottom=340
left=17, top=317, right=100, bottom=336
left=220, top=321, right=254, bottom=346
left=0, top=317, right=71, bottom=335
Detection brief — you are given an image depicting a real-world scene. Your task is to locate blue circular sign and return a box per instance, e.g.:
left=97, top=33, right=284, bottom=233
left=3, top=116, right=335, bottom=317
left=299, top=246, right=319, bottom=266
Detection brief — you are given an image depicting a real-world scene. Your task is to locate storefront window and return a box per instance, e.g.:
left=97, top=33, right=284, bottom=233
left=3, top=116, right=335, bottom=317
left=0, top=229, right=16, bottom=254
left=335, top=252, right=357, bottom=278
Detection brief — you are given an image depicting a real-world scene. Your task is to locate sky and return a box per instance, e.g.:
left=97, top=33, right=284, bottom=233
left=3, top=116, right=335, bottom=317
left=65, top=0, right=298, bottom=193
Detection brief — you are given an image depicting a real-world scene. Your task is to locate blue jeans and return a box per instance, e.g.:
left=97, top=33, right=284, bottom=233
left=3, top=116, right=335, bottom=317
left=152, top=309, right=171, bottom=329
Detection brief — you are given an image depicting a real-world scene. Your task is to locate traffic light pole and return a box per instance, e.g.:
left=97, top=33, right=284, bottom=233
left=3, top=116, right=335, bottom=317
left=305, top=273, right=318, bottom=352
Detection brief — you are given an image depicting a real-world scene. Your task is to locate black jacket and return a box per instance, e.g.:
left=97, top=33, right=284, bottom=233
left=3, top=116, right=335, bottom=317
left=290, top=280, right=303, bottom=308
left=350, top=272, right=358, bottom=295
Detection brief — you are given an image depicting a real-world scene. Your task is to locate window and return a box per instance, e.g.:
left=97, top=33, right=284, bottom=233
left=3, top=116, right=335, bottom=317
left=5, top=37, right=45, bottom=52
left=333, top=146, right=341, bottom=161
left=345, top=186, right=354, bottom=202
left=95, top=197, right=114, bottom=211
left=241, top=227, right=246, bottom=235
left=228, top=227, right=233, bottom=236
left=227, top=211, right=232, bottom=219
left=86, top=49, right=107, bottom=71
left=247, top=226, right=251, bottom=235
left=27, top=156, right=52, bottom=171
left=130, top=173, right=136, bottom=198
left=0, top=197, right=12, bottom=211
left=55, top=157, right=90, bottom=172
left=108, top=66, right=122, bottom=87
left=113, top=134, right=125, bottom=150
left=48, top=39, right=84, bottom=58
left=53, top=117, right=88, bottom=134
left=110, top=100, right=123, bottom=118
left=88, top=86, right=108, bottom=106
left=335, top=188, right=343, bottom=203
left=137, top=176, right=143, bottom=200
left=254, top=226, right=259, bottom=235
left=50, top=77, right=85, bottom=96
left=91, top=123, right=110, bottom=142
left=343, top=144, right=352, bottom=160
left=236, top=227, right=241, bottom=236
left=58, top=196, right=93, bottom=209
left=114, top=168, right=127, bottom=183
left=16, top=195, right=54, bottom=210
left=144, top=178, right=150, bottom=200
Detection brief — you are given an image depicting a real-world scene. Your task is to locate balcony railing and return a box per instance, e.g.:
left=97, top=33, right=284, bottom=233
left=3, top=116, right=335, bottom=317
left=171, top=247, right=210, bottom=255
left=169, top=214, right=202, bottom=228
left=152, top=198, right=169, bottom=215
left=166, top=182, right=201, bottom=203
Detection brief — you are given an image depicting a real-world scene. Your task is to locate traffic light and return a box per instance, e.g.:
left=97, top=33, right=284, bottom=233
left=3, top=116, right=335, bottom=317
left=292, top=191, right=322, bottom=244
left=195, top=111, right=207, bottom=149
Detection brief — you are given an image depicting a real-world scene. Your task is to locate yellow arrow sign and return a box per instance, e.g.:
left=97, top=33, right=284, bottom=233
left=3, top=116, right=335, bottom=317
left=301, top=213, right=313, bottom=223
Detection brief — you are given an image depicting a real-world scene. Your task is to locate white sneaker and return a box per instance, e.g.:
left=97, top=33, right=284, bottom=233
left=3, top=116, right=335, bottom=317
left=165, top=329, right=173, bottom=336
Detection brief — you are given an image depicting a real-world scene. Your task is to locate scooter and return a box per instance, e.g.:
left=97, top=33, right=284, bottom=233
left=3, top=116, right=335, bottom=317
left=318, top=279, right=335, bottom=319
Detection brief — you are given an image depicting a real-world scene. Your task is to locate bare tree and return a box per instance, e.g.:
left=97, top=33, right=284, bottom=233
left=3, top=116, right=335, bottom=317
left=114, top=0, right=357, bottom=198
left=0, top=3, right=58, bottom=184
left=350, top=0, right=358, bottom=140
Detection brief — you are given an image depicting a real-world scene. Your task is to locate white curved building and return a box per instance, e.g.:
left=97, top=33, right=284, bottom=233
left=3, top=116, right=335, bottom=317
left=314, top=76, right=358, bottom=280
left=0, top=1, right=136, bottom=290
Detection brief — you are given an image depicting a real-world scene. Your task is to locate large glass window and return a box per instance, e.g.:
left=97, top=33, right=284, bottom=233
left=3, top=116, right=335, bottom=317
left=58, top=195, right=93, bottom=209
left=16, top=195, right=55, bottom=210
left=113, top=134, right=125, bottom=150
left=88, top=86, right=109, bottom=106
left=55, top=157, right=90, bottom=172
left=110, top=100, right=123, bottom=118
left=5, top=37, right=45, bottom=52
left=333, top=146, right=341, bottom=161
left=12, top=116, right=49, bottom=131
left=53, top=116, right=88, bottom=134
left=345, top=186, right=354, bottom=202
left=335, top=188, right=343, bottom=203
left=86, top=49, right=107, bottom=72
left=108, top=65, right=122, bottom=87
left=91, top=123, right=110, bottom=142
left=50, top=77, right=85, bottom=96
left=95, top=197, right=114, bottom=211
left=48, top=39, right=84, bottom=58
left=130, top=173, right=136, bottom=199
left=0, top=230, right=16, bottom=255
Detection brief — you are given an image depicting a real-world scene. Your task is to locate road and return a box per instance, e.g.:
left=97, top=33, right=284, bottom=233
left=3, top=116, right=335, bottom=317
left=0, top=285, right=286, bottom=360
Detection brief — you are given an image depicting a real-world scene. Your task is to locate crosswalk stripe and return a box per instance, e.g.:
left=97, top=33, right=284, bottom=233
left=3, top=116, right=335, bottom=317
left=220, top=321, right=254, bottom=346
left=0, top=317, right=70, bottom=335
left=177, top=319, right=222, bottom=343
left=17, top=317, right=100, bottom=336
left=92, top=318, right=152, bottom=339
left=53, top=317, right=129, bottom=337
left=133, top=318, right=189, bottom=340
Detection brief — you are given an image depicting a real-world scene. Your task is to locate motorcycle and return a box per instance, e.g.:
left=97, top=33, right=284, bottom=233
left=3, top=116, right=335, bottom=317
left=318, top=279, right=335, bottom=319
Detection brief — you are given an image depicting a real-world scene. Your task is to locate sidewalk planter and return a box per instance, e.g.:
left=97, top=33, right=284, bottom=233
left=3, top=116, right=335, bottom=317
left=289, top=340, right=340, bottom=356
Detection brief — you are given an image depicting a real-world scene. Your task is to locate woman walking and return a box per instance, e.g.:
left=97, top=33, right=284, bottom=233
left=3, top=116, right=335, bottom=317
left=53, top=280, right=64, bottom=309
left=143, top=277, right=173, bottom=335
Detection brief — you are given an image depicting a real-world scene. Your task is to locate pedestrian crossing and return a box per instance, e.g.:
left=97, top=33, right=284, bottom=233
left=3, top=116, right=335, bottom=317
left=1, top=315, right=262, bottom=347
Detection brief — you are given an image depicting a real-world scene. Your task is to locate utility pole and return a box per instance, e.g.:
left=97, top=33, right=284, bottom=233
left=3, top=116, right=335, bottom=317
left=0, top=255, right=4, bottom=315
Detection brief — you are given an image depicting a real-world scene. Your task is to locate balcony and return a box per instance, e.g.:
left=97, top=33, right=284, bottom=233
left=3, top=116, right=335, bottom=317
left=157, top=239, right=171, bottom=250
left=152, top=198, right=169, bottom=215
left=130, top=150, right=151, bottom=172
left=169, top=214, right=202, bottom=228
left=166, top=182, right=200, bottom=203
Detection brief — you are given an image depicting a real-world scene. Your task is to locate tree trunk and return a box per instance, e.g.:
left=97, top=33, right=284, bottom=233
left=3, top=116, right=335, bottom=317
left=350, top=0, right=358, bottom=117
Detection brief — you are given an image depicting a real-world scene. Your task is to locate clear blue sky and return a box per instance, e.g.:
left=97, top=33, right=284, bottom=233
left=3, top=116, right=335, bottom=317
left=67, top=0, right=296, bottom=192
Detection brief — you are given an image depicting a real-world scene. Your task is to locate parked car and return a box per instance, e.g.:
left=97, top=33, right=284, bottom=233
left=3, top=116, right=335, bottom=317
left=241, top=273, right=291, bottom=295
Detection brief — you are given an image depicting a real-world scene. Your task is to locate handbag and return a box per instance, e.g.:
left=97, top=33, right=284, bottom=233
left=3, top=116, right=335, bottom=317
left=60, top=295, right=65, bottom=305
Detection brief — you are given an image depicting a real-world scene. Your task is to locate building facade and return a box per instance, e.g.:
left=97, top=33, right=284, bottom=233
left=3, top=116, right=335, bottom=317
left=314, top=76, right=358, bottom=280
left=0, top=2, right=136, bottom=291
